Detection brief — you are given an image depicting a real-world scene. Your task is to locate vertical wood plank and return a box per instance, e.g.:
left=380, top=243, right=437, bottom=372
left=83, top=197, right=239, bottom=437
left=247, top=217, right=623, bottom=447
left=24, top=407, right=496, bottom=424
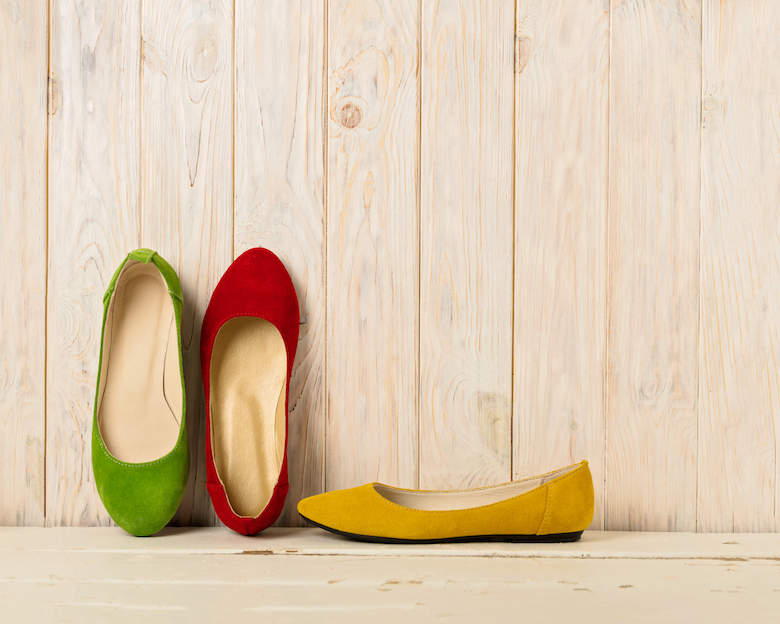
left=326, top=0, right=419, bottom=490
left=234, top=0, right=326, bottom=525
left=513, top=0, right=609, bottom=528
left=47, top=0, right=140, bottom=525
left=0, top=0, right=47, bottom=525
left=606, top=0, right=700, bottom=531
left=699, top=0, right=780, bottom=532
left=141, top=0, right=233, bottom=526
left=418, top=0, right=514, bottom=489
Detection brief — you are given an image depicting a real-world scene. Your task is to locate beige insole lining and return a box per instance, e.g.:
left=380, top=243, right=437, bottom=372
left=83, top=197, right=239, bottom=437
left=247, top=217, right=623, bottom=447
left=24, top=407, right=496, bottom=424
left=374, top=464, right=581, bottom=511
left=209, top=317, right=287, bottom=518
left=98, top=261, right=182, bottom=463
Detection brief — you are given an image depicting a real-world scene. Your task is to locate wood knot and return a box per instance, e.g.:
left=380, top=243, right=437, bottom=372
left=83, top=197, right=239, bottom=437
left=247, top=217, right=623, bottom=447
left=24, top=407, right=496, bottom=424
left=638, top=368, right=664, bottom=403
left=476, top=392, right=511, bottom=454
left=337, top=102, right=363, bottom=129
left=191, top=35, right=219, bottom=81
left=515, top=36, right=532, bottom=74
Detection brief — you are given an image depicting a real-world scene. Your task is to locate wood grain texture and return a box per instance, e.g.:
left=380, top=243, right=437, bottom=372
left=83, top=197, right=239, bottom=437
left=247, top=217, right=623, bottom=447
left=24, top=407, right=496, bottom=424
left=698, top=0, right=780, bottom=532
left=141, top=0, right=234, bottom=526
left=0, top=0, right=47, bottom=526
left=606, top=0, right=700, bottom=531
left=46, top=0, right=140, bottom=526
left=234, top=0, right=326, bottom=525
left=513, top=0, right=609, bottom=529
left=326, top=0, right=419, bottom=490
left=418, top=0, right=514, bottom=489
left=8, top=0, right=780, bottom=532
left=9, top=528, right=780, bottom=624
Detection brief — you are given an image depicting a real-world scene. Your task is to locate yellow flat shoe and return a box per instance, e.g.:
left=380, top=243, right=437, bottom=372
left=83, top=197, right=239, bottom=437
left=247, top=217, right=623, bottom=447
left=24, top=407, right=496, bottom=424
left=298, top=461, right=594, bottom=544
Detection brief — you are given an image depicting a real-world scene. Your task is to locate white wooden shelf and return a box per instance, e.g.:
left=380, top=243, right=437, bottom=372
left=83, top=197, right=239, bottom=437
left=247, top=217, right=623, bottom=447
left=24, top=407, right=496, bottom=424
left=2, top=527, right=780, bottom=623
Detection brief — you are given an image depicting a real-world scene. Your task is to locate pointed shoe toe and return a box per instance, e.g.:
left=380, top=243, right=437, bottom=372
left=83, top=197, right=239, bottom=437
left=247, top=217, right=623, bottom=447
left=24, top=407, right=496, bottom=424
left=201, top=248, right=300, bottom=535
left=298, top=461, right=594, bottom=544
left=92, top=249, right=189, bottom=537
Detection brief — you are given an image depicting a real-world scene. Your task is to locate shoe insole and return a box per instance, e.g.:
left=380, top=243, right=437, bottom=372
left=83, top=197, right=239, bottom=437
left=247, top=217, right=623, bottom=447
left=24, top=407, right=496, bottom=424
left=374, top=464, right=582, bottom=511
left=209, top=317, right=287, bottom=518
left=99, top=262, right=181, bottom=463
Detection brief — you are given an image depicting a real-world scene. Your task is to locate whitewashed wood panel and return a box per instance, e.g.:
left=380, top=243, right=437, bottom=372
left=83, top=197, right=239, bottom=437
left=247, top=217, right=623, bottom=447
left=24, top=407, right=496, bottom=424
left=606, top=0, right=701, bottom=531
left=234, top=0, right=326, bottom=525
left=141, top=0, right=234, bottom=526
left=7, top=545, right=780, bottom=623
left=513, top=0, right=609, bottom=529
left=46, top=0, right=140, bottom=526
left=326, top=0, right=420, bottom=490
left=6, top=528, right=780, bottom=624
left=6, top=0, right=780, bottom=532
left=698, top=0, right=780, bottom=532
left=418, top=0, right=514, bottom=489
left=0, top=0, right=47, bottom=526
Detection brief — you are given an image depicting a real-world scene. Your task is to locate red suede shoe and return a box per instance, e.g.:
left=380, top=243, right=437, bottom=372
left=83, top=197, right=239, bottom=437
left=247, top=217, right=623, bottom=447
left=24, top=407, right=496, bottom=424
left=201, top=248, right=299, bottom=535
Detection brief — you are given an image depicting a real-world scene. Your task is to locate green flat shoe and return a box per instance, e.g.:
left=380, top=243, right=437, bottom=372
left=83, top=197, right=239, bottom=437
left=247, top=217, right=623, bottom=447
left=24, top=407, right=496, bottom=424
left=298, top=461, right=594, bottom=544
left=92, top=248, right=189, bottom=536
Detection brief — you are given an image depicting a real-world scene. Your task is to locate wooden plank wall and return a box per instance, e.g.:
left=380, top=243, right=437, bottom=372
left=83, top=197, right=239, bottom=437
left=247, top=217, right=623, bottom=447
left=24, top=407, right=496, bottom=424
left=419, top=0, right=514, bottom=490
left=606, top=0, right=701, bottom=531
left=0, top=0, right=47, bottom=526
left=2, top=0, right=780, bottom=532
left=514, top=0, right=609, bottom=529
left=326, top=0, right=419, bottom=492
left=46, top=0, right=140, bottom=526
left=699, top=0, right=780, bottom=532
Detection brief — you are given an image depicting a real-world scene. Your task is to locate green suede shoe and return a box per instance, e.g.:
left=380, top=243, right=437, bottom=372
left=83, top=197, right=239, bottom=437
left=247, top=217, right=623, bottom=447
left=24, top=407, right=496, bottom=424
left=92, top=248, right=189, bottom=536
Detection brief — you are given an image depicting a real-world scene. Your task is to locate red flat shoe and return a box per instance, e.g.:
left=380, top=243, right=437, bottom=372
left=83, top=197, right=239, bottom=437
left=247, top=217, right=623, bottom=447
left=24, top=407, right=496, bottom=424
left=201, top=248, right=299, bottom=535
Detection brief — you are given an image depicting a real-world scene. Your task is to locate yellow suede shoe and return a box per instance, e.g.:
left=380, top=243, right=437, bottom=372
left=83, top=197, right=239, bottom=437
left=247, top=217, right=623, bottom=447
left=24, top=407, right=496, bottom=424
left=298, top=461, right=594, bottom=543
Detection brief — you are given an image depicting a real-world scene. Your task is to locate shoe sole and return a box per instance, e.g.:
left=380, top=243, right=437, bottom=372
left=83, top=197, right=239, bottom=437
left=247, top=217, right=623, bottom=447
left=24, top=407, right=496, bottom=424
left=300, top=515, right=583, bottom=544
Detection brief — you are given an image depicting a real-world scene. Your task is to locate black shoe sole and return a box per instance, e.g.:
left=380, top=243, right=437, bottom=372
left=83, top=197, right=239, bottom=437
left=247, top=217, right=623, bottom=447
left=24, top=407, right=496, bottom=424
left=299, top=515, right=583, bottom=545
